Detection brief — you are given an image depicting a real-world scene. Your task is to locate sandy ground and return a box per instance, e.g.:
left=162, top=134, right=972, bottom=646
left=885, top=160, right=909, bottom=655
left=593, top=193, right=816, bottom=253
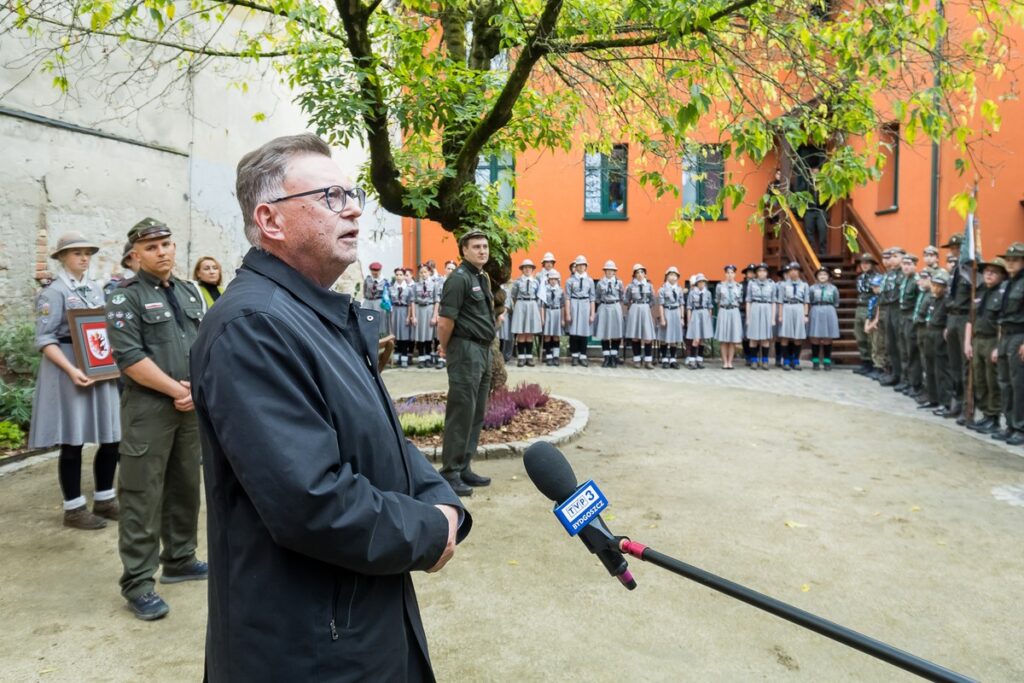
left=1, top=367, right=1022, bottom=682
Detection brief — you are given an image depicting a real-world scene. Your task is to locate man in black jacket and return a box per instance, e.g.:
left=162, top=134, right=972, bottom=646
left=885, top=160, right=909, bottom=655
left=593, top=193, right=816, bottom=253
left=191, top=134, right=470, bottom=682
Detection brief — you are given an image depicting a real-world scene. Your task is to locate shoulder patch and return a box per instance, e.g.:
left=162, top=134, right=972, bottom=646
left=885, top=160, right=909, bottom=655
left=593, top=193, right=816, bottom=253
left=110, top=293, right=127, bottom=305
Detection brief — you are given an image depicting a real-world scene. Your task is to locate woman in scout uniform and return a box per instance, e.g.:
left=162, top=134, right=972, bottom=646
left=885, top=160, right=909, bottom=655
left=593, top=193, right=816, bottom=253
left=685, top=274, right=714, bottom=369
left=540, top=271, right=565, bottom=366
left=29, top=232, right=121, bottom=530
left=624, top=264, right=657, bottom=369
left=745, top=263, right=776, bottom=370
left=537, top=252, right=556, bottom=301
left=391, top=267, right=414, bottom=367
left=715, top=265, right=744, bottom=369
left=807, top=266, right=841, bottom=371
left=565, top=255, right=596, bottom=367
left=510, top=259, right=542, bottom=367
left=656, top=266, right=685, bottom=368
left=362, top=261, right=391, bottom=338
left=192, top=256, right=225, bottom=311
left=595, top=260, right=625, bottom=367
left=498, top=279, right=514, bottom=362
left=411, top=263, right=440, bottom=368
left=776, top=262, right=810, bottom=370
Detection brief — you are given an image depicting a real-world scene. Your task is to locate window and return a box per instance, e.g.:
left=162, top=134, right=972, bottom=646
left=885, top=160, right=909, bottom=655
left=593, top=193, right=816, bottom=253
left=876, top=123, right=899, bottom=214
left=682, top=145, right=725, bottom=220
left=475, top=153, right=515, bottom=212
left=584, top=143, right=628, bottom=220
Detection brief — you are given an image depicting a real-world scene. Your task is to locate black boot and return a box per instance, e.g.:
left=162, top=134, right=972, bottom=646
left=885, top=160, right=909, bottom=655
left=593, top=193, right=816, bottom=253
left=443, top=475, right=473, bottom=497
left=967, top=416, right=996, bottom=433
left=461, top=468, right=491, bottom=487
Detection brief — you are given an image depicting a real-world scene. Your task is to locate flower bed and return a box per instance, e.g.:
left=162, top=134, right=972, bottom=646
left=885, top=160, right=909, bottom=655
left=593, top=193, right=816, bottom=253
left=395, top=383, right=574, bottom=450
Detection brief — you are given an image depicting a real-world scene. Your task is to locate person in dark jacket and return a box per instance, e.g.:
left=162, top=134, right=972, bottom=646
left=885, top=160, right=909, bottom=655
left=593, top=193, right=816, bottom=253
left=191, top=134, right=470, bottom=683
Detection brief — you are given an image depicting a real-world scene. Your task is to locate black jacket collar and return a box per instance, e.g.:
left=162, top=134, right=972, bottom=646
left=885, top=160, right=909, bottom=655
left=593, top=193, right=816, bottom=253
left=241, top=248, right=354, bottom=330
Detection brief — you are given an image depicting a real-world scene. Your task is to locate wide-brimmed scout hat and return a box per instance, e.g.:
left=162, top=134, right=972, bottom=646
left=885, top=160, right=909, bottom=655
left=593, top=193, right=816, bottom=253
left=940, top=233, right=963, bottom=249
left=603, top=260, right=618, bottom=271
left=50, top=231, right=100, bottom=259
left=784, top=261, right=801, bottom=272
left=546, top=270, right=561, bottom=280
left=458, top=229, right=488, bottom=247
left=541, top=252, right=556, bottom=263
left=573, top=255, right=588, bottom=266
left=665, top=266, right=680, bottom=277
left=981, top=257, right=1008, bottom=274
left=744, top=263, right=758, bottom=273
left=693, top=273, right=708, bottom=283
left=127, top=217, right=172, bottom=244
left=930, top=270, right=951, bottom=285
left=998, top=242, right=1024, bottom=259
left=632, top=263, right=646, bottom=274
left=756, top=262, right=769, bottom=271
left=120, top=241, right=134, bottom=269
left=519, top=259, right=536, bottom=269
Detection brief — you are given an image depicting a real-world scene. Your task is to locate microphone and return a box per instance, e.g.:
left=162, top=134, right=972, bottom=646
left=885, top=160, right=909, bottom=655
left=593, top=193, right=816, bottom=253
left=524, top=442, right=636, bottom=590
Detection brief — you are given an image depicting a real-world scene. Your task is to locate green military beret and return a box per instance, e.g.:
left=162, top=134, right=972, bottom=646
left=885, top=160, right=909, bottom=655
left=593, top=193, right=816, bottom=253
left=998, top=242, right=1024, bottom=259
left=128, top=217, right=172, bottom=244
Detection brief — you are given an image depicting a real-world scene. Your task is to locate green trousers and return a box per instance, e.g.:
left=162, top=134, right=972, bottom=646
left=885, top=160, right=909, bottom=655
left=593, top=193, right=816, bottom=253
left=915, top=324, right=929, bottom=393
left=441, top=336, right=492, bottom=477
left=971, top=336, right=999, bottom=418
left=924, top=328, right=952, bottom=407
left=884, top=304, right=902, bottom=379
left=853, top=305, right=871, bottom=363
left=901, top=312, right=921, bottom=389
left=873, top=308, right=889, bottom=370
left=997, top=333, right=1024, bottom=431
left=117, top=387, right=201, bottom=600
left=945, top=314, right=968, bottom=403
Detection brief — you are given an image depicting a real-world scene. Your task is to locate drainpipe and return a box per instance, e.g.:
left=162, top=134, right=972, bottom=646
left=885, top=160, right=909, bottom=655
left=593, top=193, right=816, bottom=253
left=928, top=0, right=944, bottom=246
left=415, top=218, right=422, bottom=267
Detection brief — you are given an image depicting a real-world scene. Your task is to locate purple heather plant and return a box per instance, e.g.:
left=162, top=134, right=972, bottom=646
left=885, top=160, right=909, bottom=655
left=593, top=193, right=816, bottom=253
left=483, top=390, right=519, bottom=429
left=507, top=382, right=550, bottom=410
left=394, top=398, right=446, bottom=417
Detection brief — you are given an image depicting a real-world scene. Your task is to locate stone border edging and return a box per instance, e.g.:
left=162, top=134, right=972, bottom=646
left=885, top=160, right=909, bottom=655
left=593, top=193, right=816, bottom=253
left=395, top=392, right=589, bottom=462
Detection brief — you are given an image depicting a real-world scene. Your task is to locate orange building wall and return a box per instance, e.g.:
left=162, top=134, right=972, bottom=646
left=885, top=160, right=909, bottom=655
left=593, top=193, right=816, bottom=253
left=408, top=12, right=1024, bottom=279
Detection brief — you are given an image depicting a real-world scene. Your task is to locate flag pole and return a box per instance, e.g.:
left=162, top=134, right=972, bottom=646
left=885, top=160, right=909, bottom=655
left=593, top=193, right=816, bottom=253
left=963, top=182, right=980, bottom=425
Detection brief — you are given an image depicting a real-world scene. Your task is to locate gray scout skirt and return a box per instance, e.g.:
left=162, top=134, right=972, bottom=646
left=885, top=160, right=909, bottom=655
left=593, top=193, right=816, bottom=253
left=594, top=303, right=623, bottom=340
left=714, top=308, right=743, bottom=343
left=542, top=307, right=564, bottom=336
left=413, top=305, right=436, bottom=342
left=511, top=300, right=542, bottom=334
left=28, top=344, right=120, bottom=449
left=686, top=310, right=714, bottom=340
left=746, top=302, right=774, bottom=341
left=658, top=307, right=685, bottom=343
left=625, top=303, right=656, bottom=340
left=566, top=298, right=592, bottom=336
left=779, top=303, right=808, bottom=340
left=808, top=305, right=840, bottom=339
left=499, top=304, right=512, bottom=340
left=392, top=305, right=413, bottom=341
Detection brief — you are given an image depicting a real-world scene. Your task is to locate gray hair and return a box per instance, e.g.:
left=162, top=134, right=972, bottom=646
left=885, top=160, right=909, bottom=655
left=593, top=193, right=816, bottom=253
left=235, top=133, right=332, bottom=248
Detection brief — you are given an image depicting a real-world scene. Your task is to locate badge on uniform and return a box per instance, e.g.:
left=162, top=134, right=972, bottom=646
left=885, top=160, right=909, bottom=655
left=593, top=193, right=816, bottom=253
left=114, top=320, right=125, bottom=328
left=111, top=294, right=126, bottom=305
left=67, top=296, right=82, bottom=306
left=144, top=302, right=164, bottom=310
left=37, top=301, right=51, bottom=317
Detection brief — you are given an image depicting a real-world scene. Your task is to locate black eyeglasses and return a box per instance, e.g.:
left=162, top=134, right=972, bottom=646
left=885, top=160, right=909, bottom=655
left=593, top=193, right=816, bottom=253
left=269, top=185, right=366, bottom=213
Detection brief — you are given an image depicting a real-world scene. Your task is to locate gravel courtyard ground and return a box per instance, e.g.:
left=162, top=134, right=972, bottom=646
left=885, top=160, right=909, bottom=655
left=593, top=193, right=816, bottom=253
left=1, top=365, right=1021, bottom=682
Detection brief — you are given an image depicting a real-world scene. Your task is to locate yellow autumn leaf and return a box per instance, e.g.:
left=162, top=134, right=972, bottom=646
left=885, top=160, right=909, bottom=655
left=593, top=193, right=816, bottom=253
left=507, top=560, right=519, bottom=566
left=911, top=506, right=922, bottom=512
left=801, top=584, right=811, bottom=593
left=605, top=514, right=616, bottom=521
left=784, top=520, right=807, bottom=529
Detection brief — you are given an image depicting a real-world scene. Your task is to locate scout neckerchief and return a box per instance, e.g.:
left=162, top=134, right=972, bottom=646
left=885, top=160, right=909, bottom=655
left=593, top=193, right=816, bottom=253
left=58, top=269, right=100, bottom=307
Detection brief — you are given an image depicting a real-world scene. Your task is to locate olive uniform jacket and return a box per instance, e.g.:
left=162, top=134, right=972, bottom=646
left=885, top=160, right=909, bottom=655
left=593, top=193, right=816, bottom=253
left=191, top=249, right=471, bottom=682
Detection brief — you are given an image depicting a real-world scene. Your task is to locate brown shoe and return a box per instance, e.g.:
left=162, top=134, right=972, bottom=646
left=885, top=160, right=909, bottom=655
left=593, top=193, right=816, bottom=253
left=93, top=498, right=120, bottom=521
left=63, top=504, right=107, bottom=530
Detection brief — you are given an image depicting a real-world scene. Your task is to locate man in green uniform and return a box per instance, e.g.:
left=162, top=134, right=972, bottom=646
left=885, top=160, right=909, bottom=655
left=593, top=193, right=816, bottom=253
left=878, top=247, right=905, bottom=385
left=895, top=253, right=920, bottom=394
left=925, top=270, right=953, bottom=415
left=965, top=258, right=1007, bottom=433
left=437, top=230, right=495, bottom=497
left=911, top=271, right=935, bottom=406
left=852, top=253, right=879, bottom=375
left=994, top=243, right=1024, bottom=446
left=939, top=233, right=977, bottom=419
left=106, top=218, right=206, bottom=620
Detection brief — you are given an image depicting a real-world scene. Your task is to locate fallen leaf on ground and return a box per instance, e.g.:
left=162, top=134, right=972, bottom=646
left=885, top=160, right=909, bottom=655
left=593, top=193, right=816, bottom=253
left=507, top=560, right=519, bottom=566
left=800, top=584, right=811, bottom=592
left=605, top=514, right=616, bottom=521
left=784, top=520, right=807, bottom=529
left=911, top=506, right=922, bottom=512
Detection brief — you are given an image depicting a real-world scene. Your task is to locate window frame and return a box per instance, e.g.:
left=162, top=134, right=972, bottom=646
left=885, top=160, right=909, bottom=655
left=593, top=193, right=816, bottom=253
left=875, top=122, right=900, bottom=215
left=583, top=143, right=629, bottom=221
left=476, top=152, right=516, bottom=213
left=682, top=144, right=727, bottom=221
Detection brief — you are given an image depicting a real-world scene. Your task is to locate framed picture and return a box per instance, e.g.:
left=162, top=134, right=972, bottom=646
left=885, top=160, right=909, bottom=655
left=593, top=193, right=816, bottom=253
left=66, top=308, right=121, bottom=381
